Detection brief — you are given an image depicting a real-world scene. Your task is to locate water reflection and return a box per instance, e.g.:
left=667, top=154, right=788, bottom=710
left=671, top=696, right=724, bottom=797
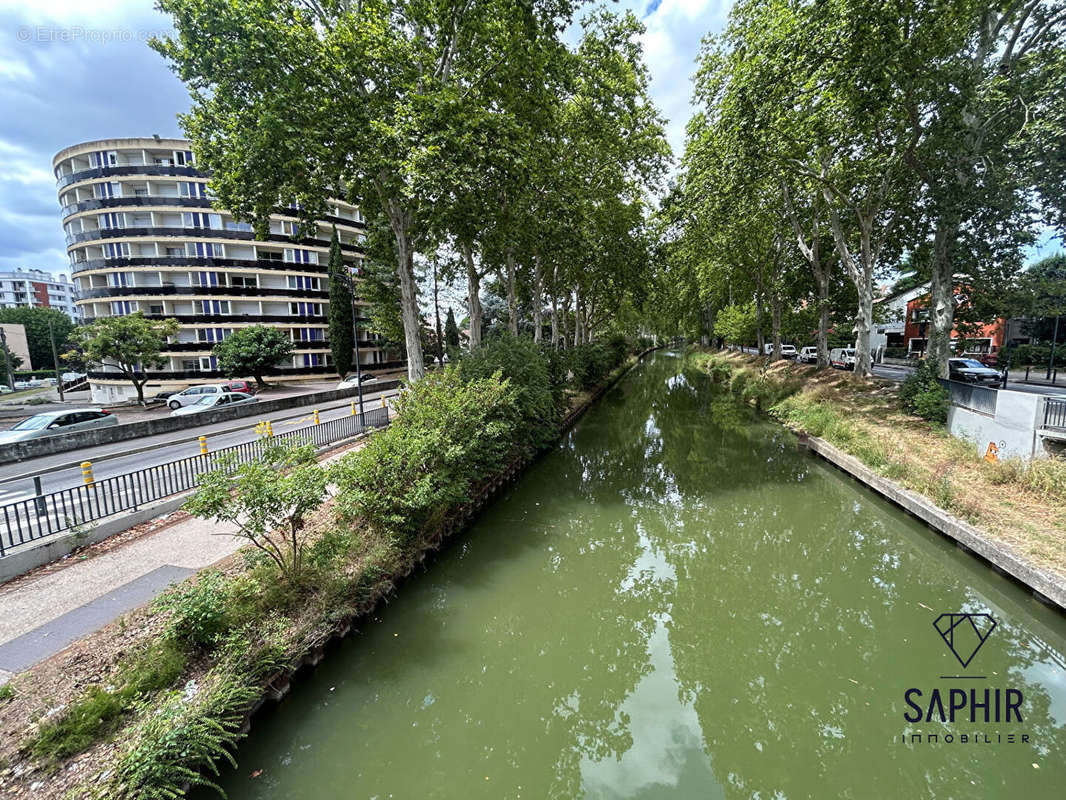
left=204, top=353, right=1066, bottom=800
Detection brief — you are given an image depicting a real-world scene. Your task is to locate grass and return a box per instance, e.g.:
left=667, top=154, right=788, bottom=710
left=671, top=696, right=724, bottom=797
left=691, top=349, right=1066, bottom=575
left=0, top=684, right=13, bottom=702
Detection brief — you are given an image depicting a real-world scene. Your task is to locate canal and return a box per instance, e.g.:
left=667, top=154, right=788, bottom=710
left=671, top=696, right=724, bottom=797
left=205, top=351, right=1066, bottom=799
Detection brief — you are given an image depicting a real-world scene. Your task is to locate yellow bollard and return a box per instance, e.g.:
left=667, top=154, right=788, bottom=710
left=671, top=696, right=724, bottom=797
left=81, top=461, right=94, bottom=485
left=381, top=396, right=386, bottom=408
left=198, top=435, right=208, bottom=455
left=266, top=420, right=274, bottom=437
left=313, top=409, right=320, bottom=425
left=351, top=401, right=357, bottom=416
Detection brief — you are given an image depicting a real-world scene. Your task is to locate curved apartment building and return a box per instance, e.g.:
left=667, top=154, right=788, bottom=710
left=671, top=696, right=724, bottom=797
left=54, top=137, right=400, bottom=403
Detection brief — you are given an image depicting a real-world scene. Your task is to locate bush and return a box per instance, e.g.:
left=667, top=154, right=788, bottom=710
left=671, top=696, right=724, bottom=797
left=457, top=334, right=561, bottom=451
left=331, top=368, right=520, bottom=540
left=1004, top=343, right=1066, bottom=368
left=153, top=572, right=231, bottom=650
left=899, top=359, right=949, bottom=423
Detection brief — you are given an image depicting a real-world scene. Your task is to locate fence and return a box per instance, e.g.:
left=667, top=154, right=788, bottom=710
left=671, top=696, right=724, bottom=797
left=939, top=378, right=998, bottom=416
left=1045, top=398, right=1066, bottom=431
left=0, top=405, right=389, bottom=558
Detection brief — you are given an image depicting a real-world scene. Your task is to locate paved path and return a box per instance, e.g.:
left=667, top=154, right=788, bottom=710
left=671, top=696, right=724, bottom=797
left=0, top=515, right=243, bottom=684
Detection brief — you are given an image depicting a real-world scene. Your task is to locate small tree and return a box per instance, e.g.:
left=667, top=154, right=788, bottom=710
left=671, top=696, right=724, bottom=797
left=65, top=313, right=180, bottom=405
left=326, top=228, right=355, bottom=377
left=0, top=307, right=75, bottom=370
left=444, top=307, right=460, bottom=349
left=212, top=325, right=294, bottom=388
left=184, top=442, right=327, bottom=581
left=0, top=342, right=23, bottom=386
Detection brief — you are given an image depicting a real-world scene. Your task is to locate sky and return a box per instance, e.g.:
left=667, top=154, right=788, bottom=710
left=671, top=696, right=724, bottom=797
left=0, top=0, right=1058, bottom=281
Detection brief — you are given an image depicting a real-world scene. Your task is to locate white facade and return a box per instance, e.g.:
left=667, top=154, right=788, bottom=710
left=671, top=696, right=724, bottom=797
left=0, top=268, right=80, bottom=321
left=870, top=280, right=929, bottom=358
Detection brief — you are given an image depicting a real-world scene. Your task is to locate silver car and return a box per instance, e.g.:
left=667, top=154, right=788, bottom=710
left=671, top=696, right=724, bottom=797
left=167, top=384, right=226, bottom=409
left=0, top=408, right=118, bottom=443
left=170, top=392, right=258, bottom=417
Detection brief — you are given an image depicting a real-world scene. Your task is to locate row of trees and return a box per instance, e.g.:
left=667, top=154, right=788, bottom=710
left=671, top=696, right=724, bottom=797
left=649, top=0, right=1066, bottom=377
left=154, top=0, right=669, bottom=382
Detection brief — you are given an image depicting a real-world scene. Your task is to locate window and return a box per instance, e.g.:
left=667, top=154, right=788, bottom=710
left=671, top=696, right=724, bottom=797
left=107, top=272, right=132, bottom=287
left=224, top=219, right=253, bottom=232
left=90, top=150, right=117, bottom=168
left=110, top=301, right=137, bottom=315
left=134, top=188, right=148, bottom=197
left=182, top=212, right=222, bottom=229
left=179, top=181, right=208, bottom=198
left=197, top=328, right=232, bottom=343
left=104, top=242, right=130, bottom=260
left=194, top=271, right=220, bottom=287
left=259, top=250, right=283, bottom=261
left=174, top=150, right=194, bottom=166
left=283, top=248, right=316, bottom=264
left=229, top=274, right=258, bottom=289
left=287, top=275, right=320, bottom=291
left=165, top=247, right=184, bottom=257
left=148, top=304, right=164, bottom=315
left=199, top=356, right=218, bottom=371
left=98, top=212, right=124, bottom=229
left=188, top=242, right=223, bottom=258
left=181, top=359, right=198, bottom=371
left=303, top=353, right=323, bottom=367
left=290, top=302, right=321, bottom=317
left=93, top=182, right=120, bottom=199
left=198, top=300, right=231, bottom=315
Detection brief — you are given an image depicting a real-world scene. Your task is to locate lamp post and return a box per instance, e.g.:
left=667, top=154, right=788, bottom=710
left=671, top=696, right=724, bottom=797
left=49, top=317, right=64, bottom=402
left=1047, top=313, right=1060, bottom=382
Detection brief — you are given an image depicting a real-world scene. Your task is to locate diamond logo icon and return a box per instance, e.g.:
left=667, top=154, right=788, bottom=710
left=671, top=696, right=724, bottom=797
left=933, top=613, right=997, bottom=668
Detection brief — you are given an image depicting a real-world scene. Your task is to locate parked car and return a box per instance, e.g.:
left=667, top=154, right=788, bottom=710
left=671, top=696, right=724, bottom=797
left=830, top=347, right=856, bottom=370
left=61, top=372, right=86, bottom=383
left=170, top=392, right=258, bottom=417
left=336, top=373, right=379, bottom=390
left=798, top=347, right=818, bottom=364
left=0, top=409, right=116, bottom=443
left=221, top=380, right=257, bottom=395
left=761, top=343, right=798, bottom=358
left=948, top=358, right=1001, bottom=386
left=13, top=381, right=28, bottom=390
left=167, top=384, right=226, bottom=409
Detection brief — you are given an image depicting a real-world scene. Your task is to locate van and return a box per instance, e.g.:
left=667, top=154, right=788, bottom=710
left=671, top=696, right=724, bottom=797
left=830, top=347, right=856, bottom=370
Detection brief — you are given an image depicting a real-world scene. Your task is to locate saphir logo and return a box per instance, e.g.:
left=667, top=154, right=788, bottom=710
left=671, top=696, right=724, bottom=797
left=933, top=612, right=996, bottom=668
left=900, top=611, right=1030, bottom=746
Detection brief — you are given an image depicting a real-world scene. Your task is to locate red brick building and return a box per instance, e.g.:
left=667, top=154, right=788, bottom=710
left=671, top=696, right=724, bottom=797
left=904, top=293, right=1007, bottom=358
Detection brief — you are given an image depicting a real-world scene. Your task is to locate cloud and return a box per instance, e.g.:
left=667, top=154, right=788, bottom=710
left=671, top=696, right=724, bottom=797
left=0, top=1, right=189, bottom=275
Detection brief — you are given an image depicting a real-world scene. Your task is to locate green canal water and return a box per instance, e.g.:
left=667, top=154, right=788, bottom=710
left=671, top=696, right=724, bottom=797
left=206, top=352, right=1066, bottom=799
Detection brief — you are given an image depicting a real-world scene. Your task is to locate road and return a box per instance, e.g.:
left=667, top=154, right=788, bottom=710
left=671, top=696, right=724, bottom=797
left=871, top=363, right=1066, bottom=398
left=0, top=386, right=397, bottom=508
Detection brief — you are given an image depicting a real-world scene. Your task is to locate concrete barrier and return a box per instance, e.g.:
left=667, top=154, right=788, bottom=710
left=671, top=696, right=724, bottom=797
left=0, top=380, right=401, bottom=465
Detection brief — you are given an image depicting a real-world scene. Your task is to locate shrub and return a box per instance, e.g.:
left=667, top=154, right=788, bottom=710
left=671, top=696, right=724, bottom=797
left=153, top=572, right=231, bottom=650
left=30, top=686, right=128, bottom=762
left=331, top=368, right=520, bottom=539
left=184, top=442, right=328, bottom=581
left=899, top=359, right=949, bottom=423
left=458, top=334, right=561, bottom=451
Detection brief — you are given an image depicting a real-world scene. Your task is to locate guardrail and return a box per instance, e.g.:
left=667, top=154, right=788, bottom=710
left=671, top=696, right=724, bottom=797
left=0, top=405, right=389, bottom=558
left=939, top=378, right=998, bottom=416
left=1045, top=398, right=1066, bottom=431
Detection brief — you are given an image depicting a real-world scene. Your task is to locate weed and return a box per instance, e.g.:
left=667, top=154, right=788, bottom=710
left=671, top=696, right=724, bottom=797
left=0, top=683, right=13, bottom=702
left=29, top=686, right=128, bottom=762
left=120, top=638, right=190, bottom=695
left=153, top=572, right=231, bottom=650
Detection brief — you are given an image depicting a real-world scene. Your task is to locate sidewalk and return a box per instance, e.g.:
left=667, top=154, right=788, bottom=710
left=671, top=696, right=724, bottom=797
left=0, top=512, right=243, bottom=684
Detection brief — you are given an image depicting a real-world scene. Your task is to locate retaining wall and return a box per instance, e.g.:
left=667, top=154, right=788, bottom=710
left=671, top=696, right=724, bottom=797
left=0, top=380, right=400, bottom=465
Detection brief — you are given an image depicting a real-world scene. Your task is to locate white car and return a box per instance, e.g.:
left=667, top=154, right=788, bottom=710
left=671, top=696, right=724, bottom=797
left=830, top=347, right=857, bottom=370
left=798, top=347, right=818, bottom=363
left=167, top=384, right=226, bottom=409
left=762, top=344, right=797, bottom=358
left=170, top=392, right=258, bottom=416
left=0, top=409, right=117, bottom=443
left=336, top=373, right=378, bottom=390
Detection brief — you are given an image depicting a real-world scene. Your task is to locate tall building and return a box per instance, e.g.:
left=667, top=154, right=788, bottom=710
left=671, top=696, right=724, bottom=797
left=54, top=137, right=400, bottom=402
left=0, top=268, right=80, bottom=321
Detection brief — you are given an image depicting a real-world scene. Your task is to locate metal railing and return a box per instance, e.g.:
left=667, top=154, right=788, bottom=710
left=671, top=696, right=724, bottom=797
left=939, top=378, right=998, bottom=416
left=0, top=404, right=389, bottom=558
left=1045, top=398, right=1066, bottom=431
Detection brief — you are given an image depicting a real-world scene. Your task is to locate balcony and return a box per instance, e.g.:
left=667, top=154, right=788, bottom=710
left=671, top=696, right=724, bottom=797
left=70, top=255, right=353, bottom=277
left=64, top=225, right=363, bottom=255
left=56, top=164, right=205, bottom=190
left=77, top=285, right=331, bottom=300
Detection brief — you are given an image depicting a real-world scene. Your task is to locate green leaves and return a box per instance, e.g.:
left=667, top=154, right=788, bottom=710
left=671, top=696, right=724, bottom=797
left=212, top=325, right=295, bottom=386
left=65, top=313, right=180, bottom=402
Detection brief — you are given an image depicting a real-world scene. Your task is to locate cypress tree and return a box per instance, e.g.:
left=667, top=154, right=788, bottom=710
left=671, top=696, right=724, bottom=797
left=444, top=306, right=461, bottom=348
left=327, top=227, right=354, bottom=376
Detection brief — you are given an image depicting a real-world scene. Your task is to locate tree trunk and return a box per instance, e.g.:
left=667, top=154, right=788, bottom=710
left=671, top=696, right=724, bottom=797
left=463, top=243, right=482, bottom=349
left=431, top=257, right=444, bottom=366
left=550, top=292, right=559, bottom=348
left=532, top=256, right=544, bottom=344
left=383, top=202, right=425, bottom=382
left=823, top=192, right=875, bottom=378
left=506, top=249, right=518, bottom=336
left=816, top=267, right=830, bottom=368
left=771, top=294, right=782, bottom=360
left=928, top=216, right=960, bottom=377
left=573, top=287, right=582, bottom=347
